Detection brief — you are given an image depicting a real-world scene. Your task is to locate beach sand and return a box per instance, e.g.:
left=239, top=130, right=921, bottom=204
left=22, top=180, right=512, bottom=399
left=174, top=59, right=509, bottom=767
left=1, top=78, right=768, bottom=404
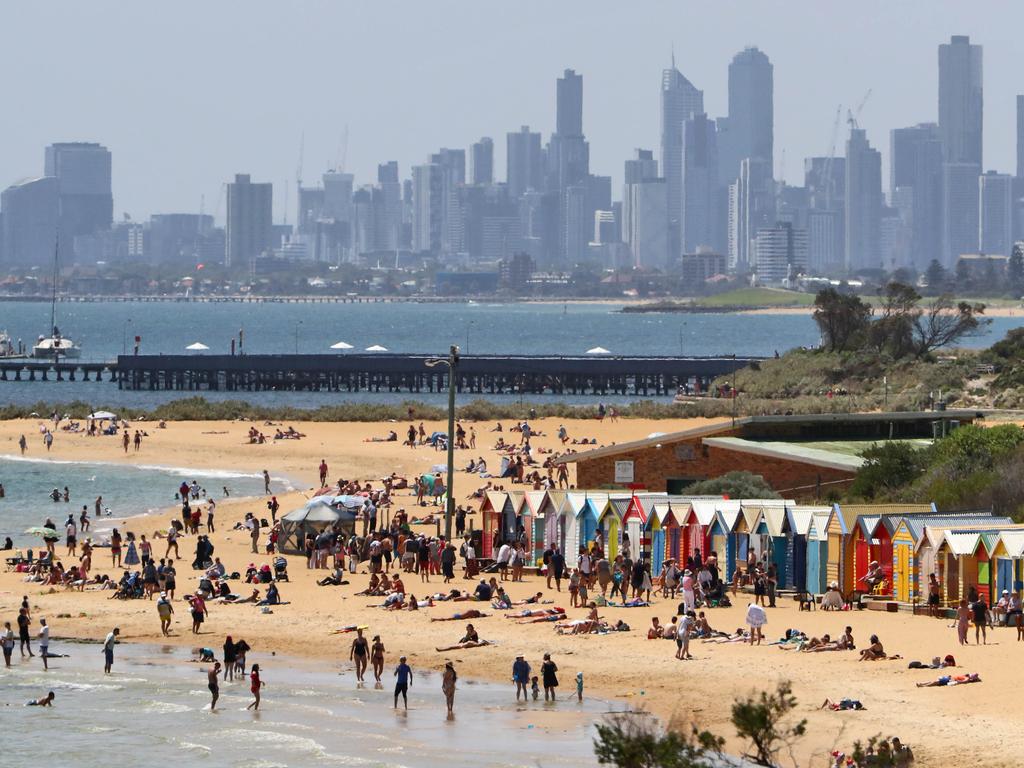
left=0, top=415, right=1018, bottom=767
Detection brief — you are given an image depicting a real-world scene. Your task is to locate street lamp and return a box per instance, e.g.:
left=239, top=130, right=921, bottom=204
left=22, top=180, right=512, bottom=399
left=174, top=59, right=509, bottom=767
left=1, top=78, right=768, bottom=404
left=426, top=344, right=460, bottom=541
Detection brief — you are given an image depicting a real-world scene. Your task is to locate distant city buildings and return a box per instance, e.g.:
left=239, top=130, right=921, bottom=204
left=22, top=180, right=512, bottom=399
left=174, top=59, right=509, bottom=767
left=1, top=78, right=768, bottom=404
left=2, top=34, right=1021, bottom=297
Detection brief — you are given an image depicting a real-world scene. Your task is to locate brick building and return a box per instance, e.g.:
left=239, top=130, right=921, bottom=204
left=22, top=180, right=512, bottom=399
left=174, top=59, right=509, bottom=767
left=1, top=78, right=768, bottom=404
left=557, top=411, right=980, bottom=498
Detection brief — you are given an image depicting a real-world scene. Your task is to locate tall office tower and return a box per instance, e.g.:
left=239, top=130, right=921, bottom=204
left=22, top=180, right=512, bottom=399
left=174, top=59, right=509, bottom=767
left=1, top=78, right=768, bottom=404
left=622, top=149, right=667, bottom=268
left=506, top=126, right=543, bottom=199
left=322, top=171, right=354, bottom=222
left=1017, top=96, right=1024, bottom=178
left=556, top=67, right=583, bottom=136
left=727, top=157, right=773, bottom=270
left=469, top=137, right=494, bottom=186
left=660, top=64, right=704, bottom=258
left=429, top=148, right=466, bottom=254
left=753, top=222, right=808, bottom=284
left=378, top=161, right=402, bottom=251
left=44, top=142, right=113, bottom=259
left=890, top=123, right=943, bottom=269
left=804, top=156, right=846, bottom=272
left=723, top=47, right=774, bottom=179
left=225, top=174, right=273, bottom=268
left=296, top=186, right=325, bottom=235
left=939, top=35, right=983, bottom=166
left=942, top=162, right=981, bottom=265
left=844, top=128, right=882, bottom=271
left=681, top=114, right=720, bottom=253
left=562, top=184, right=588, bottom=263
left=411, top=163, right=443, bottom=253
left=0, top=177, right=59, bottom=266
left=979, top=171, right=1013, bottom=256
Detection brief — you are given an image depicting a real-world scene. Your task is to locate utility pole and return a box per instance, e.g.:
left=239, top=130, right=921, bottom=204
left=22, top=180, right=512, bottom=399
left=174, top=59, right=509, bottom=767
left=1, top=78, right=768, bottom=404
left=426, top=345, right=460, bottom=541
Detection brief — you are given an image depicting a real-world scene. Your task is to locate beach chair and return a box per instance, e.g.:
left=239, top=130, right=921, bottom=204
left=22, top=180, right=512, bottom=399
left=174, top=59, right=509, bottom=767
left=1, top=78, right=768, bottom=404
left=871, top=578, right=889, bottom=596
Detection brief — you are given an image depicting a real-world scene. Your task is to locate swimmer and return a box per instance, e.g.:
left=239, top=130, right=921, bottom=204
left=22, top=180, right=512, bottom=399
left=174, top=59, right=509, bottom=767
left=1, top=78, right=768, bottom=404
left=27, top=691, right=55, bottom=707
left=208, top=662, right=221, bottom=710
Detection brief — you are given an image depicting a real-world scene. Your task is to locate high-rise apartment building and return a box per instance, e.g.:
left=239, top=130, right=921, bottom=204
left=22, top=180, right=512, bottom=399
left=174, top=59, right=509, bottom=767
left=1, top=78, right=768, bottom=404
left=622, top=149, right=667, bottom=269
left=548, top=70, right=590, bottom=264
left=723, top=47, right=774, bottom=179
left=377, top=161, right=402, bottom=251
left=938, top=35, right=983, bottom=166
left=660, top=65, right=704, bottom=258
left=942, top=162, right=982, bottom=265
left=44, top=142, right=113, bottom=259
left=753, top=221, right=807, bottom=284
left=0, top=177, right=59, bottom=266
left=470, top=137, right=494, bottom=186
left=506, top=126, right=543, bottom=199
left=681, top=114, right=720, bottom=253
left=411, top=163, right=443, bottom=253
left=431, top=148, right=466, bottom=254
left=727, top=157, right=773, bottom=270
left=844, top=128, right=882, bottom=271
left=1017, top=95, right=1024, bottom=179
left=225, top=174, right=273, bottom=268
left=890, top=123, right=943, bottom=269
left=979, top=171, right=1013, bottom=256
left=556, top=68, right=583, bottom=136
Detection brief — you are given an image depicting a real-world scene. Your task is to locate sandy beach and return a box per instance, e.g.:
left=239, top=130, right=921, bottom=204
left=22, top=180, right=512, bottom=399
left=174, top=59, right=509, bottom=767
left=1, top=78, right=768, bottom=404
left=0, top=415, right=1018, bottom=767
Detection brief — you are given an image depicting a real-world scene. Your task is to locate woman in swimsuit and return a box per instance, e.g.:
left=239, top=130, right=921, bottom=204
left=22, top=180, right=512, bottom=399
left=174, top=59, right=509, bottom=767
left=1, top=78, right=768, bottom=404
left=246, top=664, right=264, bottom=710
left=371, top=635, right=386, bottom=683
left=208, top=662, right=221, bottom=711
left=350, top=629, right=369, bottom=683
left=441, top=661, right=457, bottom=715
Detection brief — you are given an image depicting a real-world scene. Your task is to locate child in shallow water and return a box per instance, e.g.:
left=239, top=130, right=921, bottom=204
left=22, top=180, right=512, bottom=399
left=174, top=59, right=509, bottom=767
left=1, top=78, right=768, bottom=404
left=531, top=676, right=540, bottom=700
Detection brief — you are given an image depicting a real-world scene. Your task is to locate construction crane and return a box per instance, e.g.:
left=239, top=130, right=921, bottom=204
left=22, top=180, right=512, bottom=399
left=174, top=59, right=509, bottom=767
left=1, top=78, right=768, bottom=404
left=846, top=88, right=872, bottom=130
left=336, top=124, right=349, bottom=172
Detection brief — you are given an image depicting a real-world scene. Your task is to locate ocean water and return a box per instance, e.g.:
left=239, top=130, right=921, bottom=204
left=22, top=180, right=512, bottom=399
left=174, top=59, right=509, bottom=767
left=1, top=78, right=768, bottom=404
left=0, top=456, right=291, bottom=547
left=1, top=300, right=1020, bottom=408
left=0, top=642, right=609, bottom=768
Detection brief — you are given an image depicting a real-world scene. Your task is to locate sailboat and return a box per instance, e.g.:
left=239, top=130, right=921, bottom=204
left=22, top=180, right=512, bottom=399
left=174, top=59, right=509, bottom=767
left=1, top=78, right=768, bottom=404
left=32, top=239, right=81, bottom=359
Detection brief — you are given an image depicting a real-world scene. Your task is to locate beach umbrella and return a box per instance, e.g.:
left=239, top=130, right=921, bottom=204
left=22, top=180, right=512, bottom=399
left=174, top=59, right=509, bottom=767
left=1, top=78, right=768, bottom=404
left=330, top=341, right=354, bottom=350
left=87, top=410, right=117, bottom=420
left=24, top=527, right=60, bottom=539
left=430, top=464, right=448, bottom=474
left=586, top=346, right=610, bottom=354
left=365, top=344, right=388, bottom=352
left=185, top=342, right=210, bottom=351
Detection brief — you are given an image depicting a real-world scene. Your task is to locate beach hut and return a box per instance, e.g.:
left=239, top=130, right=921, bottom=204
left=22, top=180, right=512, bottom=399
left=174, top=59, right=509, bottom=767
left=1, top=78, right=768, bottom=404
left=826, top=504, right=859, bottom=596
left=993, top=531, right=1024, bottom=595
left=936, top=531, right=983, bottom=603
left=573, top=492, right=608, bottom=559
left=804, top=510, right=832, bottom=595
left=707, top=501, right=743, bottom=581
left=534, top=490, right=567, bottom=566
left=521, top=490, right=546, bottom=563
left=624, top=492, right=665, bottom=564
left=685, top=499, right=720, bottom=563
left=755, top=502, right=790, bottom=586
left=784, top=506, right=815, bottom=592
left=645, top=500, right=675, bottom=574
left=479, top=491, right=514, bottom=558
left=851, top=515, right=896, bottom=594
left=559, top=491, right=588, bottom=566
left=598, top=495, right=632, bottom=559
left=890, top=518, right=918, bottom=603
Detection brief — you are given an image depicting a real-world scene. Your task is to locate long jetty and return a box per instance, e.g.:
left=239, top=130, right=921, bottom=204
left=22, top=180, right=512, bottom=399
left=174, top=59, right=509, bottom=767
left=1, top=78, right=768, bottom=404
left=0, top=354, right=757, bottom=396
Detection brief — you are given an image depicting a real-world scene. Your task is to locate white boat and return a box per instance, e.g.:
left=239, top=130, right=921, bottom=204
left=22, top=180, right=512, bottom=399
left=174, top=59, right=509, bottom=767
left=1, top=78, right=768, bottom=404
left=33, top=327, right=81, bottom=359
left=32, top=239, right=82, bottom=359
left=0, top=330, right=25, bottom=358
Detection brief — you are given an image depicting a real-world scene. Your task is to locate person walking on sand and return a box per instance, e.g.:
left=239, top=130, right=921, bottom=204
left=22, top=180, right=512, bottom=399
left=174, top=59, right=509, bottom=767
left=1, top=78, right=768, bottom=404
left=247, top=664, right=264, bottom=710
left=442, top=660, right=457, bottom=716
left=103, top=627, right=119, bottom=674
left=19, top=434, right=27, bottom=455
left=745, top=602, right=767, bottom=646
left=263, top=470, right=271, bottom=495
left=157, top=592, right=174, bottom=636
left=394, top=656, right=413, bottom=709
left=956, top=599, right=970, bottom=645
left=319, top=459, right=329, bottom=486
left=350, top=628, right=369, bottom=683
left=973, top=595, right=988, bottom=645
left=208, top=662, right=221, bottom=711
left=541, top=653, right=558, bottom=701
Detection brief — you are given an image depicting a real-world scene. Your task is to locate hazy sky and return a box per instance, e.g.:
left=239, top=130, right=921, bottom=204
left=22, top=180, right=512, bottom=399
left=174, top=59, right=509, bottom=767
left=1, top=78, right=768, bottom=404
left=1, top=1, right=1017, bottom=223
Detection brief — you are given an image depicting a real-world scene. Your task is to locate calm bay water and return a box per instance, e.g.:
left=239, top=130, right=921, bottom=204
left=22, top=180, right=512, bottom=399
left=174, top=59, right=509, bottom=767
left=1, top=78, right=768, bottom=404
left=0, top=456, right=291, bottom=547
left=0, top=642, right=608, bottom=768
left=0, top=299, right=1020, bottom=408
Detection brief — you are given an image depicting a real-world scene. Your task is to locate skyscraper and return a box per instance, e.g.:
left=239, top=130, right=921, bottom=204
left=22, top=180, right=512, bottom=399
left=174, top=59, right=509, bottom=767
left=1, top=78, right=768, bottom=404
left=660, top=64, right=704, bottom=258
left=942, top=162, right=981, bottom=265
left=681, top=114, right=719, bottom=253
left=890, top=123, right=943, bottom=269
left=411, top=163, right=443, bottom=253
left=622, top=149, right=667, bottom=269
left=377, top=161, right=402, bottom=251
left=44, top=142, right=113, bottom=259
left=1017, top=95, right=1024, bottom=179
left=556, top=68, right=583, bottom=136
left=979, top=171, right=1012, bottom=256
left=469, top=137, right=494, bottom=186
left=548, top=69, right=590, bottom=263
left=430, top=148, right=466, bottom=254
left=506, top=127, right=543, bottom=199
left=753, top=221, right=807, bottom=285
left=225, top=174, right=273, bottom=268
left=727, top=157, right=773, bottom=270
left=720, top=47, right=774, bottom=183
left=0, top=177, right=59, bottom=267
left=938, top=35, right=983, bottom=166
left=844, top=128, right=882, bottom=271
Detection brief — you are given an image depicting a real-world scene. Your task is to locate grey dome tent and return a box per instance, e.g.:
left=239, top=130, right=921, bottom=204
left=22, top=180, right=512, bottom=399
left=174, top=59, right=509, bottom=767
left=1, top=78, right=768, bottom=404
left=278, top=503, right=357, bottom=555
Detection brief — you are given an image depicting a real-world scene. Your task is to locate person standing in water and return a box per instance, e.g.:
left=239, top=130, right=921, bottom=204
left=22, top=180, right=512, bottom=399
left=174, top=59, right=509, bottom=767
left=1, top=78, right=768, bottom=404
left=247, top=664, right=264, bottom=710
left=541, top=653, right=558, bottom=701
left=393, top=656, right=412, bottom=709
left=370, top=635, right=386, bottom=684
left=263, top=470, right=271, bottom=495
left=37, top=618, right=49, bottom=670
left=102, top=627, right=119, bottom=674
left=208, top=662, right=221, bottom=711
left=442, top=660, right=457, bottom=716
left=350, top=628, right=369, bottom=683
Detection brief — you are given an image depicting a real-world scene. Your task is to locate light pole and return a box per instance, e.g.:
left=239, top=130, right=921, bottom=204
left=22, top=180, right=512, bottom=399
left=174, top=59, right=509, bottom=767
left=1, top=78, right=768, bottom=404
left=426, top=345, right=460, bottom=541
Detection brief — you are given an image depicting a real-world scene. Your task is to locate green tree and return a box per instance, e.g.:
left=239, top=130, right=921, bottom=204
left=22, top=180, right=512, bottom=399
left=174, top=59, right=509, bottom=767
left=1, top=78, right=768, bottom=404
left=924, top=259, right=948, bottom=296
left=594, top=714, right=722, bottom=768
left=731, top=681, right=807, bottom=767
left=849, top=442, right=926, bottom=499
left=869, top=282, right=920, bottom=358
left=687, top=471, right=780, bottom=499
left=812, top=288, right=872, bottom=352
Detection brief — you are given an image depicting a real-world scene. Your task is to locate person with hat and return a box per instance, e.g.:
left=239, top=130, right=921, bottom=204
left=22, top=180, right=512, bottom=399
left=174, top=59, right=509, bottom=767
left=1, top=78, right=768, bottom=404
left=156, top=592, right=174, bottom=636
left=512, top=654, right=531, bottom=701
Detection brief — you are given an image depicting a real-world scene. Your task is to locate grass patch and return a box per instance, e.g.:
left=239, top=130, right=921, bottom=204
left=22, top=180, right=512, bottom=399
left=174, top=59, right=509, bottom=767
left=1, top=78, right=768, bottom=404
left=694, top=287, right=815, bottom=308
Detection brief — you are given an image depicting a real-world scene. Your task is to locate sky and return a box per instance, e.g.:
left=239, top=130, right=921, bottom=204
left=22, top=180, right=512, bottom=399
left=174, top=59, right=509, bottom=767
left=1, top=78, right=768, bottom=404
left=0, top=1, right=1018, bottom=224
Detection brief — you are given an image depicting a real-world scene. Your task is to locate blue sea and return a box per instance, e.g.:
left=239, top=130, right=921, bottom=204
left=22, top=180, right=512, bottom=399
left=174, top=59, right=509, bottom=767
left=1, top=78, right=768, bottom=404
left=0, top=299, right=1020, bottom=408
left=0, top=456, right=291, bottom=547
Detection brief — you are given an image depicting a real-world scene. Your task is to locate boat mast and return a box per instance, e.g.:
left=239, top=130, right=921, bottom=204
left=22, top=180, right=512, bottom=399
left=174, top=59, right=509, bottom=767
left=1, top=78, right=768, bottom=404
left=50, top=235, right=59, bottom=334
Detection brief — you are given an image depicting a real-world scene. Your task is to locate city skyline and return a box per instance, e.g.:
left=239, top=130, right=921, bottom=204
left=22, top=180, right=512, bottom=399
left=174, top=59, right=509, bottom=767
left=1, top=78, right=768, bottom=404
left=0, top=1, right=1019, bottom=223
